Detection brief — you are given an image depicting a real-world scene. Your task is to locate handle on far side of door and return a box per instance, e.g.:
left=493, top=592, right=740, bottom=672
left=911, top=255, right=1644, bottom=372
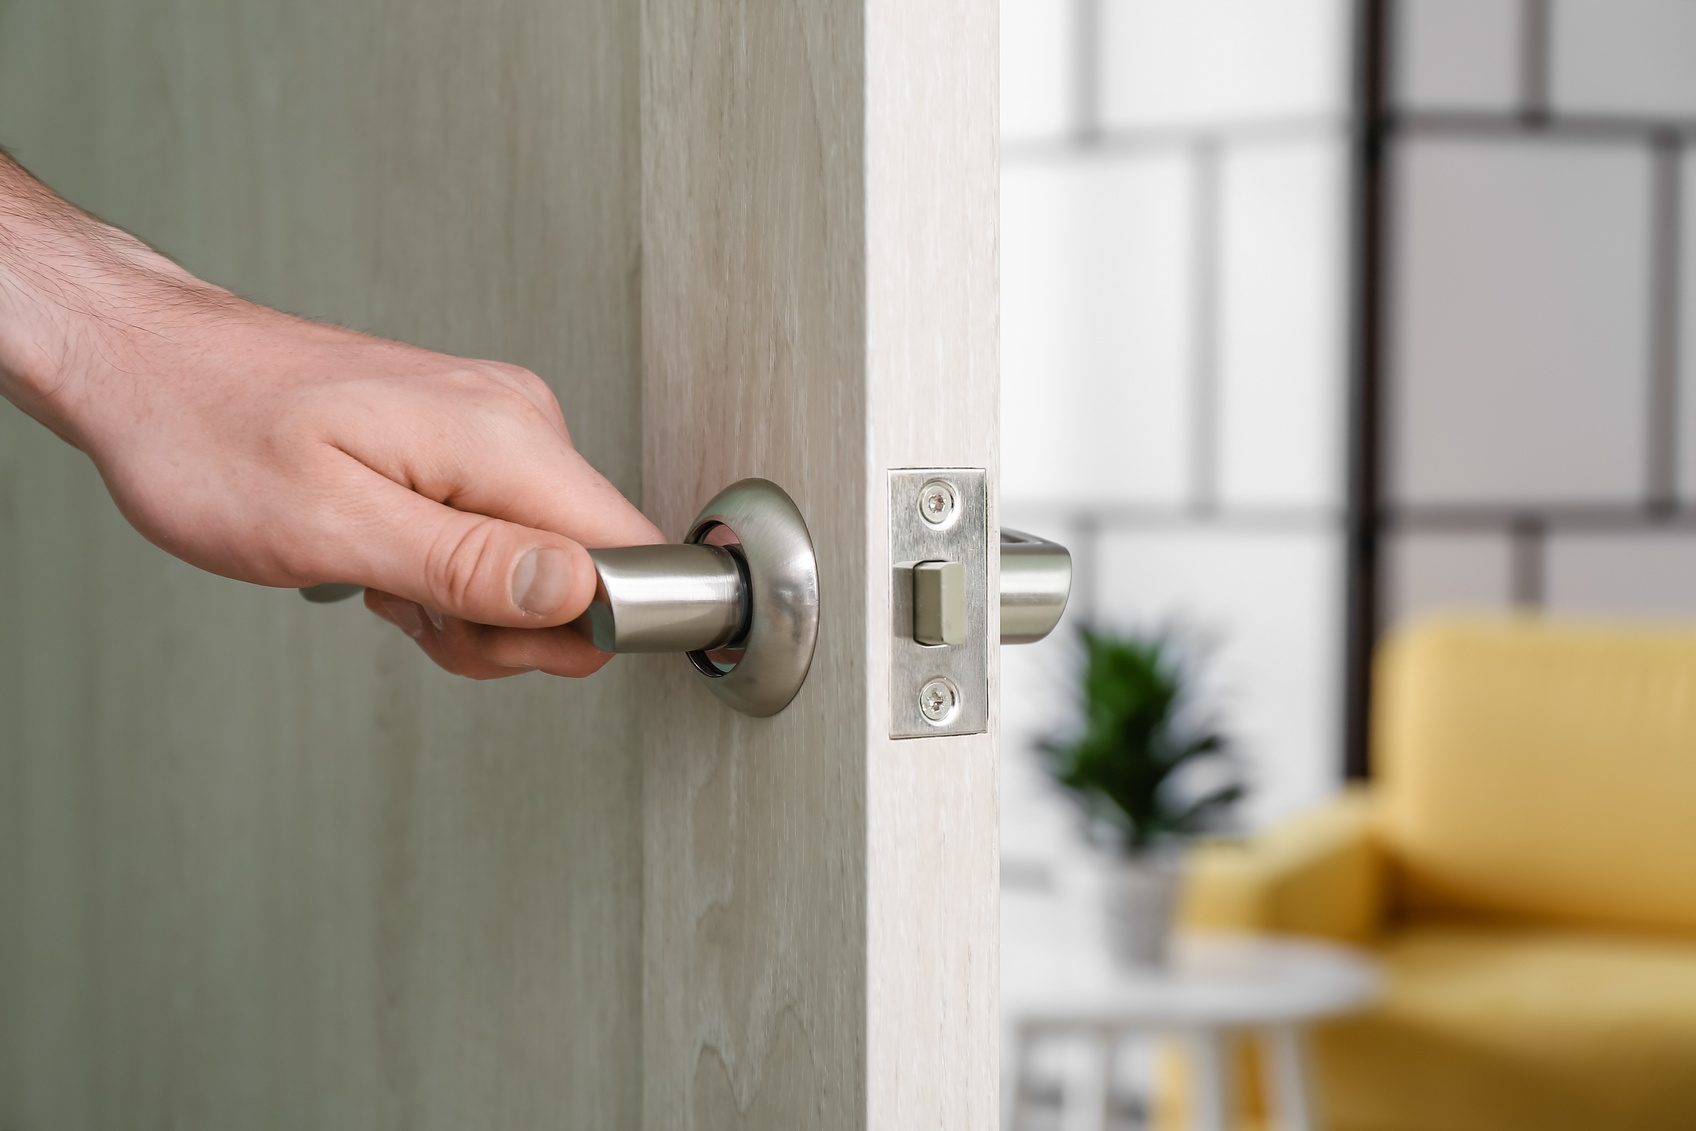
left=996, top=529, right=1072, bottom=644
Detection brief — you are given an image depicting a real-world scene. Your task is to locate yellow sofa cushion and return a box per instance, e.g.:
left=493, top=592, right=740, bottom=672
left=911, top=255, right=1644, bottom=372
left=1315, top=922, right=1696, bottom=1131
left=1375, top=617, right=1696, bottom=935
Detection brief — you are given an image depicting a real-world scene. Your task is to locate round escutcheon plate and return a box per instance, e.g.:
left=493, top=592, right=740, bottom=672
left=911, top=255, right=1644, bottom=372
left=683, top=478, right=819, bottom=718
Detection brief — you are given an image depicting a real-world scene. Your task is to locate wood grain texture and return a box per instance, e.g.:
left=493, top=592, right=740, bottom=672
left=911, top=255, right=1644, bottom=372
left=0, top=2, right=644, bottom=1128
left=641, top=0, right=999, bottom=1126
left=864, top=1, right=1001, bottom=1126
left=640, top=2, right=867, bottom=1127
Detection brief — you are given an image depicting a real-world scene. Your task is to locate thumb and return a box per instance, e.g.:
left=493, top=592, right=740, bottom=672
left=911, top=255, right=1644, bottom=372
left=340, top=475, right=599, bottom=628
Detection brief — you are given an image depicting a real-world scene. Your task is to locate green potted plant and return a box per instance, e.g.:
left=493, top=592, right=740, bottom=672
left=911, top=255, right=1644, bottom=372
left=1039, top=627, right=1245, bottom=967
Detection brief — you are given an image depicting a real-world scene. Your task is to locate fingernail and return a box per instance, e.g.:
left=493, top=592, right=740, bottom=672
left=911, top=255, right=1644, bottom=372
left=424, top=606, right=446, bottom=632
left=512, top=547, right=573, bottom=617
left=382, top=597, right=427, bottom=640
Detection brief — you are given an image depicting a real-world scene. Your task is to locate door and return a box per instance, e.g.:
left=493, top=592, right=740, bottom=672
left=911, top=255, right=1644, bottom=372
left=0, top=0, right=998, bottom=1127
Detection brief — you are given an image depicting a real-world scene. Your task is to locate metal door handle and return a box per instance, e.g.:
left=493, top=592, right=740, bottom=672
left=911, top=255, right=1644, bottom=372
left=571, top=543, right=748, bottom=653
left=996, top=529, right=1071, bottom=644
left=298, top=478, right=818, bottom=716
left=573, top=478, right=820, bottom=719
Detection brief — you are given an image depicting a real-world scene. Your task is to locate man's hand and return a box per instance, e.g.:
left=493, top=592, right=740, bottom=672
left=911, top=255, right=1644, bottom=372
left=0, top=150, right=661, bottom=679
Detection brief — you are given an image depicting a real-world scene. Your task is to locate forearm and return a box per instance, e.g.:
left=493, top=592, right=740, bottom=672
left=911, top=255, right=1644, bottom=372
left=0, top=150, right=224, bottom=444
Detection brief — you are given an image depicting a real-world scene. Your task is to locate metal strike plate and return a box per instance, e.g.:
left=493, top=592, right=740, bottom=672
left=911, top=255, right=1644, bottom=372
left=890, top=469, right=989, bottom=738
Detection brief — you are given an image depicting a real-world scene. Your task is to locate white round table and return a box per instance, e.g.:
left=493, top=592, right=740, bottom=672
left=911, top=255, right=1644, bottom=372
left=1002, top=905, right=1380, bottom=1131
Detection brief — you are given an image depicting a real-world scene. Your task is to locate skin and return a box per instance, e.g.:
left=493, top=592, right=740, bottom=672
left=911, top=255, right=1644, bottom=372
left=0, top=149, right=662, bottom=679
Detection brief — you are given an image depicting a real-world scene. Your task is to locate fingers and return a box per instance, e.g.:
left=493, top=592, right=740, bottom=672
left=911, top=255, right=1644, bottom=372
left=366, top=589, right=614, bottom=679
left=307, top=360, right=665, bottom=669
left=327, top=368, right=665, bottom=551
left=338, top=472, right=599, bottom=628
left=474, top=621, right=613, bottom=676
left=436, top=442, right=664, bottom=552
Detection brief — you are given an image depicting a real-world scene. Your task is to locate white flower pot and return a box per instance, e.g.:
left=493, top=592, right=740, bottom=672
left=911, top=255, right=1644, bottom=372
left=1102, top=851, right=1183, bottom=968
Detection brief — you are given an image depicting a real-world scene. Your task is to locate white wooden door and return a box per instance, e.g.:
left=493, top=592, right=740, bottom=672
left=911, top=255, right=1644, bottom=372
left=0, top=0, right=999, bottom=1127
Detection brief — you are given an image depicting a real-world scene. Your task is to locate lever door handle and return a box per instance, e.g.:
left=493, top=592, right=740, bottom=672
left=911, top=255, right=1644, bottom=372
left=571, top=543, right=748, bottom=653
left=997, top=529, right=1071, bottom=644
left=298, top=478, right=817, bottom=716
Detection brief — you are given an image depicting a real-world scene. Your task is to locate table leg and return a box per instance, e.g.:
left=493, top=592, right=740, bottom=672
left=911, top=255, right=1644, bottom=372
left=1001, top=1019, right=1022, bottom=1131
left=1187, top=1029, right=1237, bottom=1131
left=1060, top=1030, right=1112, bottom=1131
left=1263, top=1023, right=1320, bottom=1131
left=1097, top=1031, right=1119, bottom=1131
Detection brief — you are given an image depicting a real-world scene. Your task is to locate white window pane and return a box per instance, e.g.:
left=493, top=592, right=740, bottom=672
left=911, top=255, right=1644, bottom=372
left=1389, top=139, right=1652, bottom=506
left=1546, top=531, right=1696, bottom=617
left=1001, top=154, right=1196, bottom=506
left=1002, top=0, right=1075, bottom=144
left=1395, top=0, right=1523, bottom=112
left=1216, top=138, right=1349, bottom=509
left=1095, top=527, right=1343, bottom=827
left=1099, top=0, right=1351, bottom=130
left=1552, top=0, right=1696, bottom=119
left=1383, top=529, right=1515, bottom=628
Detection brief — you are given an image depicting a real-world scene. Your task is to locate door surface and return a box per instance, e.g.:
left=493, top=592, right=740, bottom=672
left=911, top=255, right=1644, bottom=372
left=0, top=0, right=997, bottom=1127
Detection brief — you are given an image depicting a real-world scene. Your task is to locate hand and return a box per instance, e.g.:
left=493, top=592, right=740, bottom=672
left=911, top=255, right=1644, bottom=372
left=0, top=151, right=661, bottom=679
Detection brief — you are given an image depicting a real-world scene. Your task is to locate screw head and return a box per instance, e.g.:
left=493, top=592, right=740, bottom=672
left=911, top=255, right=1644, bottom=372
left=918, top=479, right=958, bottom=527
left=919, top=676, right=960, bottom=724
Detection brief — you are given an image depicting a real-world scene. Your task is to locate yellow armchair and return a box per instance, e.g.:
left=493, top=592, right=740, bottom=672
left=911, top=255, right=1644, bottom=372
left=1180, top=617, right=1696, bottom=1131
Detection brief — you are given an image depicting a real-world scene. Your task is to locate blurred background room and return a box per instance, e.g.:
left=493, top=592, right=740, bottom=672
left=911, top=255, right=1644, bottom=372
left=997, top=2, right=1696, bottom=1128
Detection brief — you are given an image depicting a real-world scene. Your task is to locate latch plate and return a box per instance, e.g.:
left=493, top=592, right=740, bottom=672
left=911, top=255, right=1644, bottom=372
left=889, top=468, right=989, bottom=738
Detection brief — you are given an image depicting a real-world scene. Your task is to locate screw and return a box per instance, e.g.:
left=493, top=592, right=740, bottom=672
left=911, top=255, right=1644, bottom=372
left=919, top=677, right=960, bottom=724
left=918, top=480, right=957, bottom=527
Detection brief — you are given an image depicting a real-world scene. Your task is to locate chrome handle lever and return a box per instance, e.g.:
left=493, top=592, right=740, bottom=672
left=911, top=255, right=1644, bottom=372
left=296, top=478, right=818, bottom=718
left=573, top=543, right=749, bottom=653
left=580, top=478, right=820, bottom=718
left=998, top=529, right=1071, bottom=644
